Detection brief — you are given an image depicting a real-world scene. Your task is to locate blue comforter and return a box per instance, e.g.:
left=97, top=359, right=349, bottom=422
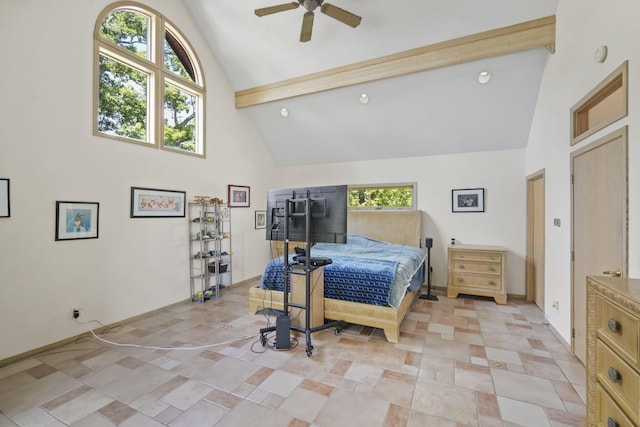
left=260, top=235, right=426, bottom=307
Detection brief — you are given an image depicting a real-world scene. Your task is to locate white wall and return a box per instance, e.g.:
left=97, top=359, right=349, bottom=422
left=274, top=149, right=527, bottom=296
left=526, top=0, right=640, bottom=343
left=6, top=0, right=633, bottom=361
left=0, top=0, right=275, bottom=360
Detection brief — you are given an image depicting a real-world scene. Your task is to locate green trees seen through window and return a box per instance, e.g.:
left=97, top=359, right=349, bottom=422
left=348, top=185, right=415, bottom=209
left=95, top=3, right=204, bottom=156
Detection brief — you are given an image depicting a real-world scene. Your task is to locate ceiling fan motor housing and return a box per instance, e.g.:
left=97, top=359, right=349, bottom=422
left=301, top=0, right=322, bottom=11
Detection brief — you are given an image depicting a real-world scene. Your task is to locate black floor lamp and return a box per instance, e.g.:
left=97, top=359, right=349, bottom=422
left=419, top=237, right=438, bottom=301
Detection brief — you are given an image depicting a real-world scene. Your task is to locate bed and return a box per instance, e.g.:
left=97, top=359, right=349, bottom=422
left=248, top=210, right=424, bottom=343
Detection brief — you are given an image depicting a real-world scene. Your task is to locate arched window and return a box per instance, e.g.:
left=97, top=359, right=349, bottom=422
left=94, top=2, right=206, bottom=156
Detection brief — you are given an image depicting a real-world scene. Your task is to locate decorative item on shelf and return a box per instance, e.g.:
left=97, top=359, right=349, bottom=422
left=193, top=196, right=224, bottom=204
left=208, top=262, right=228, bottom=273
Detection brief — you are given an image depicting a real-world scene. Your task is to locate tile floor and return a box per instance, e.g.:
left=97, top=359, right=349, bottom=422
left=0, top=280, right=586, bottom=426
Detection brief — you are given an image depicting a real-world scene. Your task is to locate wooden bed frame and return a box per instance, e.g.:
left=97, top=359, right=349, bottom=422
left=249, top=210, right=423, bottom=343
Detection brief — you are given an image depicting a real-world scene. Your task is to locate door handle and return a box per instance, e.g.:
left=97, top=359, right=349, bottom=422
left=603, top=270, right=622, bottom=277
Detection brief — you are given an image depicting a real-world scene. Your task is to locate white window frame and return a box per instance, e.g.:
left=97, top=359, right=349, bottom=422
left=94, top=2, right=206, bottom=157
left=348, top=182, right=417, bottom=210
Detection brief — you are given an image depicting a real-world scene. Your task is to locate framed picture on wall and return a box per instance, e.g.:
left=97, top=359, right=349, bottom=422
left=130, top=187, right=186, bottom=218
left=255, top=210, right=266, bottom=229
left=0, top=179, right=9, bottom=218
left=452, top=188, right=485, bottom=213
left=55, top=201, right=99, bottom=240
left=228, top=185, right=250, bottom=208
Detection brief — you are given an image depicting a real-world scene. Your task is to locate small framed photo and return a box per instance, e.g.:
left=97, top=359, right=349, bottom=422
left=452, top=188, right=485, bottom=213
left=220, top=206, right=230, bottom=221
left=228, top=185, right=250, bottom=208
left=56, top=201, right=99, bottom=240
left=255, top=210, right=266, bottom=229
left=0, top=179, right=9, bottom=218
left=130, top=187, right=186, bottom=218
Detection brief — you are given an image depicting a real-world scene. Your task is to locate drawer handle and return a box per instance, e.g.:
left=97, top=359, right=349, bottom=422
left=488, top=280, right=495, bottom=285
left=608, top=367, right=620, bottom=383
left=458, top=264, right=465, bottom=269
left=608, top=318, right=620, bottom=333
left=608, top=417, right=619, bottom=427
left=457, top=277, right=464, bottom=282
left=603, top=270, right=622, bottom=278
left=488, top=266, right=496, bottom=272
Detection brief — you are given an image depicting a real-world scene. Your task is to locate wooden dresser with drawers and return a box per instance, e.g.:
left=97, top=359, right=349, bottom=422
left=447, top=244, right=507, bottom=304
left=587, top=275, right=640, bottom=427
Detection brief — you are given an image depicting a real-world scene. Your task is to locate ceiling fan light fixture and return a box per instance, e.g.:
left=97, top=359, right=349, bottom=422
left=478, top=71, right=492, bottom=85
left=359, top=93, right=369, bottom=104
left=255, top=1, right=361, bottom=42
left=280, top=107, right=289, bottom=117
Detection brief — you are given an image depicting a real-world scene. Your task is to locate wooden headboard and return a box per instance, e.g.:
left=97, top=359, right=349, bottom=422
left=271, top=210, right=423, bottom=257
left=347, top=210, right=423, bottom=247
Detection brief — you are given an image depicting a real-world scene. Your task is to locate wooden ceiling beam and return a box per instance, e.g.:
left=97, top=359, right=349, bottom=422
left=235, top=15, right=555, bottom=109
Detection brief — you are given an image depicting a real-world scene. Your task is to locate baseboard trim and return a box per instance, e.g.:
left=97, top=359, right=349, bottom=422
left=430, top=285, right=526, bottom=301
left=547, top=321, right=573, bottom=354
left=0, top=276, right=261, bottom=368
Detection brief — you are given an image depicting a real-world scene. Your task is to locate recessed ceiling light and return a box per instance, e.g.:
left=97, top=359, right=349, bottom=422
left=359, top=93, right=369, bottom=104
left=280, top=107, right=289, bottom=118
left=594, top=45, right=608, bottom=63
left=478, top=71, right=491, bottom=85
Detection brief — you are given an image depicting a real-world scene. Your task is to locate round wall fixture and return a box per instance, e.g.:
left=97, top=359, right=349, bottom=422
left=478, top=71, right=491, bottom=85
left=280, top=107, right=289, bottom=118
left=359, top=93, right=369, bottom=104
left=594, top=45, right=608, bottom=63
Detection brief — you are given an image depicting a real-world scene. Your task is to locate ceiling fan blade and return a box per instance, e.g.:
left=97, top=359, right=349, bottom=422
left=255, top=2, right=299, bottom=17
left=320, top=3, right=361, bottom=28
left=300, top=11, right=314, bottom=42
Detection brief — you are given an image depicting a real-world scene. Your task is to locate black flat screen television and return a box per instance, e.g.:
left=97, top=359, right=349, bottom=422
left=266, top=185, right=348, bottom=244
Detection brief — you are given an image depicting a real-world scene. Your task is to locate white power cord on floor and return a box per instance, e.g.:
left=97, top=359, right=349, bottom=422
left=76, top=318, right=255, bottom=351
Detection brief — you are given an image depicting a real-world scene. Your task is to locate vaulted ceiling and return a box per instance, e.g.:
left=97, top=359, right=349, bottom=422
left=182, top=0, right=558, bottom=166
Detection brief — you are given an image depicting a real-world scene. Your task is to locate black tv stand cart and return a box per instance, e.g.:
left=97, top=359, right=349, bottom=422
left=259, top=196, right=344, bottom=357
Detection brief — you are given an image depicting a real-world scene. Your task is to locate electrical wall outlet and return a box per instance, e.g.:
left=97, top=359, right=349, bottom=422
left=552, top=300, right=559, bottom=310
left=72, top=308, right=80, bottom=319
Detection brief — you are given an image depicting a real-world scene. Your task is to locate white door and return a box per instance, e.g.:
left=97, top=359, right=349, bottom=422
left=571, top=127, right=627, bottom=365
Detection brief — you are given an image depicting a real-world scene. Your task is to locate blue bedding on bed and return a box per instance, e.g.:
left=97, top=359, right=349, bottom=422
left=260, top=235, right=426, bottom=307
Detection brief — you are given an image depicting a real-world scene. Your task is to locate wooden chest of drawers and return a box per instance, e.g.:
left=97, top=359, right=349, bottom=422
left=447, top=245, right=507, bottom=304
left=587, top=275, right=640, bottom=427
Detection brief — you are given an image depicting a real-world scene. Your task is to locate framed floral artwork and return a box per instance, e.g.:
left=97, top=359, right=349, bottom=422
left=130, top=187, right=186, bottom=218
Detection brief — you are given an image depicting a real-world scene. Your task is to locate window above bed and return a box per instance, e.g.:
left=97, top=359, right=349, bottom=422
left=348, top=183, right=416, bottom=210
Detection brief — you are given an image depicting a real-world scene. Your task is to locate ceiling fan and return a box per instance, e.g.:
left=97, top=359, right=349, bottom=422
left=255, top=1, right=362, bottom=42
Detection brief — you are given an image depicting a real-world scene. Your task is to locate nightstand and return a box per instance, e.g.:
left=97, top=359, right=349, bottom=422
left=447, top=244, right=507, bottom=304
